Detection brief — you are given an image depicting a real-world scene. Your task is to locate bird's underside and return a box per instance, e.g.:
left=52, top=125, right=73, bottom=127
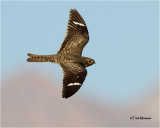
left=27, top=9, right=95, bottom=98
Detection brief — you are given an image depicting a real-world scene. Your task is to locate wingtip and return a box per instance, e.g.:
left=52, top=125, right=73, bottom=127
left=62, top=96, right=67, bottom=99
left=70, top=9, right=77, bottom=12
left=62, top=94, right=68, bottom=99
left=62, top=94, right=72, bottom=99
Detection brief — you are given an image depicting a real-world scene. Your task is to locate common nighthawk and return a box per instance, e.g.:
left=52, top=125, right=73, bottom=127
left=27, top=9, right=95, bottom=98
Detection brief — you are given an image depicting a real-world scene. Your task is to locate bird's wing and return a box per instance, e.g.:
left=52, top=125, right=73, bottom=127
left=57, top=9, right=89, bottom=55
left=60, top=63, right=87, bottom=98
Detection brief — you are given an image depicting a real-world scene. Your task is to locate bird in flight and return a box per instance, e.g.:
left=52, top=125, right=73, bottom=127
left=27, top=9, right=95, bottom=98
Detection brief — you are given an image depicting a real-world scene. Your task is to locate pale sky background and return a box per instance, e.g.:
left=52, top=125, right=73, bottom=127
left=1, top=1, right=159, bottom=106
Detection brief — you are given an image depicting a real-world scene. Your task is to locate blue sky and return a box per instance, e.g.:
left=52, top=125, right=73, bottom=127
left=1, top=1, right=159, bottom=106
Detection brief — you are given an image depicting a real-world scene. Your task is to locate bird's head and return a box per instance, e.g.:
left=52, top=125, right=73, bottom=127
left=83, top=58, right=95, bottom=67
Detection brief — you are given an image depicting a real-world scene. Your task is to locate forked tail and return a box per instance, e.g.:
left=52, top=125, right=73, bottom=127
left=27, top=53, right=56, bottom=62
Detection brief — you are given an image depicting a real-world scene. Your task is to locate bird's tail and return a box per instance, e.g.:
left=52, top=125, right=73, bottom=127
left=27, top=53, right=56, bottom=62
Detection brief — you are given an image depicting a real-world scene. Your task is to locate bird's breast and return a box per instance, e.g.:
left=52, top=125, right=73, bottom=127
left=55, top=54, right=82, bottom=63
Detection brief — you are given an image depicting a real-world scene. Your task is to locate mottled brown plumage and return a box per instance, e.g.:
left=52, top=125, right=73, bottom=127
left=27, top=9, right=95, bottom=98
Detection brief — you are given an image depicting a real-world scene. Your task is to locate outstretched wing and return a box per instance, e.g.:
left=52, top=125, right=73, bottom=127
left=57, top=9, right=89, bottom=55
left=60, top=63, right=87, bottom=98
